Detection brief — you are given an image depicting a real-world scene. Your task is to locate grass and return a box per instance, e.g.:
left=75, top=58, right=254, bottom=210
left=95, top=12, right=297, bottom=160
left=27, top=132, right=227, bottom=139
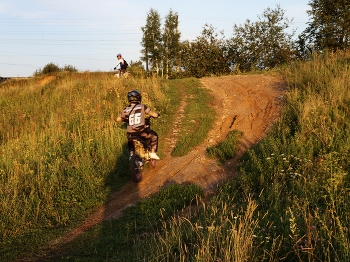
left=206, top=130, right=243, bottom=163
left=94, top=51, right=350, bottom=261
left=170, top=78, right=216, bottom=157
left=132, top=196, right=263, bottom=262
left=4, top=50, right=350, bottom=261
left=43, top=183, right=204, bottom=261
left=0, top=72, right=185, bottom=261
left=0, top=72, right=217, bottom=261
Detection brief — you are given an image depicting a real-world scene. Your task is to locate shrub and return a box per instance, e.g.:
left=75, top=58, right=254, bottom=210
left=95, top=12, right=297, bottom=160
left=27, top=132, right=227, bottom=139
left=62, top=64, right=78, bottom=72
left=41, top=62, right=61, bottom=74
left=33, top=63, right=78, bottom=76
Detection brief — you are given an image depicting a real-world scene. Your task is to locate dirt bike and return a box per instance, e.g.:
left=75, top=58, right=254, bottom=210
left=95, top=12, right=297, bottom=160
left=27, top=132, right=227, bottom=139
left=129, top=116, right=157, bottom=182
left=113, top=68, right=130, bottom=78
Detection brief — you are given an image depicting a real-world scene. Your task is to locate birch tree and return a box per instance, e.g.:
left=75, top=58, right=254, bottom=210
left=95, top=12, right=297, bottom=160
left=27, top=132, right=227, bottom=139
left=141, top=8, right=162, bottom=73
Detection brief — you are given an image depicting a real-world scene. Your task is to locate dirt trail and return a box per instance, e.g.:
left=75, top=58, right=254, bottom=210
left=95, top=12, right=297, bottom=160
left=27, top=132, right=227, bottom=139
left=36, top=74, right=286, bottom=259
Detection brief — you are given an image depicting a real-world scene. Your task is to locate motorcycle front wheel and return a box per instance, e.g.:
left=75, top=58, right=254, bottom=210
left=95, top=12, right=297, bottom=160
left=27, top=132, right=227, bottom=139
left=130, top=154, right=142, bottom=182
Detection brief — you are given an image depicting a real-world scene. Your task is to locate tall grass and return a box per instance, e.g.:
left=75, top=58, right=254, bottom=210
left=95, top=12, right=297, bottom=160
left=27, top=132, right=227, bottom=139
left=233, top=51, right=350, bottom=261
left=123, top=51, right=350, bottom=261
left=134, top=196, right=264, bottom=262
left=51, top=183, right=204, bottom=262
left=206, top=130, right=243, bottom=163
left=0, top=72, right=173, bottom=261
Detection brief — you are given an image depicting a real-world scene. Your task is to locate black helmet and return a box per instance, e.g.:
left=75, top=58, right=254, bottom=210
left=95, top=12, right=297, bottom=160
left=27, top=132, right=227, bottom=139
left=127, top=90, right=142, bottom=103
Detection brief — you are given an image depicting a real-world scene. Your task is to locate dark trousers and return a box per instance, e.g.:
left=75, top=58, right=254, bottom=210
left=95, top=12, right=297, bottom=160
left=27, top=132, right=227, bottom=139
left=127, top=128, right=158, bottom=153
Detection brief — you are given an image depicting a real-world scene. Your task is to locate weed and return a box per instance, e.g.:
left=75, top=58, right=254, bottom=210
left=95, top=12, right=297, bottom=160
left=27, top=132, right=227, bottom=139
left=206, top=130, right=243, bottom=163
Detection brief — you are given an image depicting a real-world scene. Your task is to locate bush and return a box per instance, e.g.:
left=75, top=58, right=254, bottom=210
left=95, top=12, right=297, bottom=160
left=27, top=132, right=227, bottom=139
left=41, top=62, right=61, bottom=74
left=62, top=64, right=78, bottom=73
left=33, top=63, right=78, bottom=76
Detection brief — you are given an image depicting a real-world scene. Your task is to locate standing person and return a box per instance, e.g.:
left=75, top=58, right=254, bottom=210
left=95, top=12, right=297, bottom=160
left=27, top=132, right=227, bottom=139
left=116, top=90, right=160, bottom=160
left=114, top=53, right=128, bottom=78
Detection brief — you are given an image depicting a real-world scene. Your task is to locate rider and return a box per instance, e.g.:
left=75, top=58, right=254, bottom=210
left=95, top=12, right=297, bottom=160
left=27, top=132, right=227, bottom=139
left=116, top=90, right=160, bottom=160
left=114, top=53, right=127, bottom=78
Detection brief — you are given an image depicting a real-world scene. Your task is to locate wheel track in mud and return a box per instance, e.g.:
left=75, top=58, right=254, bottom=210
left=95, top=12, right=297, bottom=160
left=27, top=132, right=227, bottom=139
left=25, top=74, right=286, bottom=261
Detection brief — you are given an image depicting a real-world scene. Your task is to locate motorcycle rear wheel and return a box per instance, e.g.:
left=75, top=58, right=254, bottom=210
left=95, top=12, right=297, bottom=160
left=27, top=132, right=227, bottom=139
left=130, top=154, right=142, bottom=182
left=149, top=159, right=156, bottom=168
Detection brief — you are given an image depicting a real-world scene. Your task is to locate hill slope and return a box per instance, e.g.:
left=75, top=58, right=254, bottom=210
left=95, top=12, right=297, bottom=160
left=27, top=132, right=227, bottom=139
left=38, top=74, right=286, bottom=257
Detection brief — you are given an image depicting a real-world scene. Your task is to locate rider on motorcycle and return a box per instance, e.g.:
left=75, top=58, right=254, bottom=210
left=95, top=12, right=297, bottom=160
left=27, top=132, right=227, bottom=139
left=116, top=90, right=160, bottom=160
left=114, top=53, right=128, bottom=78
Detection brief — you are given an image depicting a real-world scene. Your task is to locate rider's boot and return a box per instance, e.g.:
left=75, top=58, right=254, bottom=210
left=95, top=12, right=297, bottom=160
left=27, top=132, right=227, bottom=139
left=150, top=152, right=160, bottom=160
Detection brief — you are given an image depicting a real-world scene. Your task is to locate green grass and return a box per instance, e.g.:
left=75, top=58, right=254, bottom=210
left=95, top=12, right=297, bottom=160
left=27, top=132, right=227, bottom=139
left=0, top=73, right=184, bottom=261
left=97, top=51, right=350, bottom=262
left=5, top=50, right=350, bottom=261
left=206, top=130, right=243, bottom=163
left=0, top=73, right=216, bottom=261
left=48, top=183, right=204, bottom=261
left=170, top=78, right=216, bottom=157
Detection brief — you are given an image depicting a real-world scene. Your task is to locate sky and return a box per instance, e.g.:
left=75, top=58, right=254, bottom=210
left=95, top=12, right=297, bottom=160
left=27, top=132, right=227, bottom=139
left=0, top=0, right=311, bottom=77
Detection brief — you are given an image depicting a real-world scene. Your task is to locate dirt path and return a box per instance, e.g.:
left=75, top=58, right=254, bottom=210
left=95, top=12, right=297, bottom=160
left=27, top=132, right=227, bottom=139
left=38, top=74, right=286, bottom=258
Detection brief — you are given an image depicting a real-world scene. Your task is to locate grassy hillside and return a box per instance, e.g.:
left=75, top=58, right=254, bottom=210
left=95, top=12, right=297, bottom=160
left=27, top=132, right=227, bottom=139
left=0, top=73, right=214, bottom=261
left=134, top=51, right=350, bottom=261
left=2, top=51, right=350, bottom=261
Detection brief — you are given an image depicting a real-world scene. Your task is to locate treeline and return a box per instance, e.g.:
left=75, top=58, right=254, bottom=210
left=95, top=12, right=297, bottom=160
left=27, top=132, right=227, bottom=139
left=140, top=1, right=350, bottom=78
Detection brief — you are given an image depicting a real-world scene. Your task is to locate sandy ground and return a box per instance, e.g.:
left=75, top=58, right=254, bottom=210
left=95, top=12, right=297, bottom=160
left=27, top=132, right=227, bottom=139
left=27, top=74, right=286, bottom=261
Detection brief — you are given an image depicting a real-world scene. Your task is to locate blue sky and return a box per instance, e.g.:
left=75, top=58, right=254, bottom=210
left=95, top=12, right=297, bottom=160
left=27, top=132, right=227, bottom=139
left=0, top=0, right=310, bottom=77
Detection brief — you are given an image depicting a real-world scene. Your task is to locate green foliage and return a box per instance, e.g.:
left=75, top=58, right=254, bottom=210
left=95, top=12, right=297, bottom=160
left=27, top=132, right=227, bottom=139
left=127, top=60, right=147, bottom=77
left=300, top=0, right=350, bottom=53
left=163, top=9, right=181, bottom=79
left=41, top=62, right=61, bottom=74
left=141, top=8, right=162, bottom=72
left=229, top=5, right=296, bottom=72
left=62, top=64, right=78, bottom=72
left=33, top=62, right=77, bottom=76
left=206, top=130, right=243, bottom=163
left=180, top=24, right=231, bottom=78
left=140, top=9, right=181, bottom=79
left=236, top=51, right=350, bottom=261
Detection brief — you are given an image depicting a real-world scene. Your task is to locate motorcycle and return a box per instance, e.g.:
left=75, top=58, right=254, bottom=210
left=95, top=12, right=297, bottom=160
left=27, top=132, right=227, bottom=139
left=129, top=116, right=157, bottom=182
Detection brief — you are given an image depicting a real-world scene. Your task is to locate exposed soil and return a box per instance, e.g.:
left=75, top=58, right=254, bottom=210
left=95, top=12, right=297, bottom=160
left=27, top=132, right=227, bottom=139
left=30, top=74, right=286, bottom=260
